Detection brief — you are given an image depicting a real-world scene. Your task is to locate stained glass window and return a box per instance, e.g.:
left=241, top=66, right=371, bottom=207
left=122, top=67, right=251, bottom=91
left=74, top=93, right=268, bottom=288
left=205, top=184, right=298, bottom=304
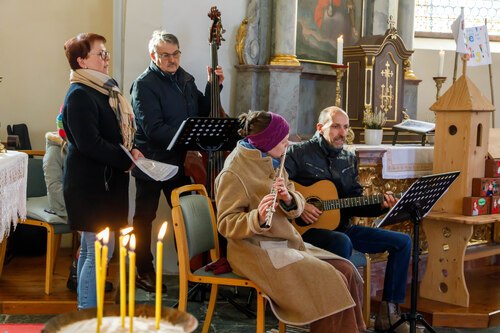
left=415, top=1, right=500, bottom=37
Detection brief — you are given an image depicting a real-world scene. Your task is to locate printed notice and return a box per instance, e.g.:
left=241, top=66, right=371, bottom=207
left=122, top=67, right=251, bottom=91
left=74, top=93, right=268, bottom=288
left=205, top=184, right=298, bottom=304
left=120, top=145, right=178, bottom=181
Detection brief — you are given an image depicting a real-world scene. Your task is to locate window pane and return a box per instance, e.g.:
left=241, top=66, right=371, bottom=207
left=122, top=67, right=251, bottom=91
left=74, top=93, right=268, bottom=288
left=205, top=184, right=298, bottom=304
left=415, top=0, right=500, bottom=36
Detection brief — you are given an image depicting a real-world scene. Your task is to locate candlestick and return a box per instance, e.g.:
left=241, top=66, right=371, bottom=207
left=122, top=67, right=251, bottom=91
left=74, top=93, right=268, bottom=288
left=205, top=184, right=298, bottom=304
left=438, top=50, right=445, bottom=77
left=432, top=76, right=447, bottom=101
left=337, top=35, right=343, bottom=65
left=128, top=234, right=136, bottom=333
left=332, top=64, right=348, bottom=107
left=120, top=233, right=130, bottom=328
left=155, top=222, right=168, bottom=329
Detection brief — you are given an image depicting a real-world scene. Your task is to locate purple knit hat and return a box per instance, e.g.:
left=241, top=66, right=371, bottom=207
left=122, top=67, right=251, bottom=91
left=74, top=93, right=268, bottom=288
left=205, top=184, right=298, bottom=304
left=247, top=112, right=289, bottom=152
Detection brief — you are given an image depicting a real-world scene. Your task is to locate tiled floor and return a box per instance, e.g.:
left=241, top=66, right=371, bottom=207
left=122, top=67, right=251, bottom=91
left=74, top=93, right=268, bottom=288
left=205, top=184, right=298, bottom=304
left=1, top=274, right=498, bottom=333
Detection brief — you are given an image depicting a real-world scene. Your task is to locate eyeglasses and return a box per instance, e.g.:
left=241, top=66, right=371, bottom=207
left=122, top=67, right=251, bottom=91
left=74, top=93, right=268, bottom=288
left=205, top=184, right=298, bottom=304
left=156, top=50, right=181, bottom=60
left=89, top=50, right=110, bottom=60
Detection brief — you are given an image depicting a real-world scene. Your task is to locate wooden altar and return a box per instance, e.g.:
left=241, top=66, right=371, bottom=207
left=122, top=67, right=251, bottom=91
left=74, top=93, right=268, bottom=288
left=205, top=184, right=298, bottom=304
left=343, top=24, right=413, bottom=144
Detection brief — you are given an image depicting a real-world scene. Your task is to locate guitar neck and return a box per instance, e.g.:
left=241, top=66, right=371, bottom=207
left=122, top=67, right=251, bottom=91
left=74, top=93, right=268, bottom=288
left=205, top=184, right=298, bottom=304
left=323, top=193, right=402, bottom=211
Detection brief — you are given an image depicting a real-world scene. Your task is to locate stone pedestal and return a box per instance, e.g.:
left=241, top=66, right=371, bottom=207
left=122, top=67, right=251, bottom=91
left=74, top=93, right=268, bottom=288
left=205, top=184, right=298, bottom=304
left=234, top=65, right=302, bottom=137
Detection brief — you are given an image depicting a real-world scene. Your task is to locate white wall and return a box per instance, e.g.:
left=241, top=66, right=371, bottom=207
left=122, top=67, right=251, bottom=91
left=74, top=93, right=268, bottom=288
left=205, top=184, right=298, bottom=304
left=0, top=0, right=113, bottom=149
left=123, top=0, right=247, bottom=114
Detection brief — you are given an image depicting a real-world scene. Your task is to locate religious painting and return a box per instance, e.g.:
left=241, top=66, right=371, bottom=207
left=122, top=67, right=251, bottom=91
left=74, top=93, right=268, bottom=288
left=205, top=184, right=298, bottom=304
left=296, top=0, right=364, bottom=64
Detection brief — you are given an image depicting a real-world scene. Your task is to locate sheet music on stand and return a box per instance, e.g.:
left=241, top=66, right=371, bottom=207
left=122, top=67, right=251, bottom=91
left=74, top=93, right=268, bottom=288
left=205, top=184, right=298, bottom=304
left=376, top=171, right=460, bottom=228
left=167, top=117, right=240, bottom=152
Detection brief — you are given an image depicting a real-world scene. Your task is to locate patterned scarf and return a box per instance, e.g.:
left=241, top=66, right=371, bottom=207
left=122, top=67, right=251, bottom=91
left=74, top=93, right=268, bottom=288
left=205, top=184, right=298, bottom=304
left=69, top=69, right=136, bottom=150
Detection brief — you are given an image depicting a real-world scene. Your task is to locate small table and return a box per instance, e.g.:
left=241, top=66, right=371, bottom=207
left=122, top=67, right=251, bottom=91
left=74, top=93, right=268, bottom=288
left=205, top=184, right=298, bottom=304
left=420, top=211, right=500, bottom=307
left=0, top=150, right=28, bottom=277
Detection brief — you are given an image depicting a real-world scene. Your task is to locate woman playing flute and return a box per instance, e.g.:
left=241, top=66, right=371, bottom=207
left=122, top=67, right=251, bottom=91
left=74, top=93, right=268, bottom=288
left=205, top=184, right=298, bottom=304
left=215, top=111, right=366, bottom=332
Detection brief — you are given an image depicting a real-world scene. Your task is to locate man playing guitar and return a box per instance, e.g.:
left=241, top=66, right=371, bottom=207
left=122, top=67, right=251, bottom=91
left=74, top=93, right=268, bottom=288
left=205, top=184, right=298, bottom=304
left=285, top=106, right=412, bottom=333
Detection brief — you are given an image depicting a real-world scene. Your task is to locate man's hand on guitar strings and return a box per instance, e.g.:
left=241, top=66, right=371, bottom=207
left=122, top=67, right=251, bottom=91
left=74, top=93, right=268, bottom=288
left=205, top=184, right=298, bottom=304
left=382, top=191, right=398, bottom=209
left=300, top=203, right=322, bottom=224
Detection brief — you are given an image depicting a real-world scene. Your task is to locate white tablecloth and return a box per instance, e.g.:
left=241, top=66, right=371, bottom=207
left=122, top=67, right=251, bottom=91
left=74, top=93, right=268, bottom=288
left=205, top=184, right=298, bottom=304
left=381, top=145, right=434, bottom=179
left=347, top=144, right=434, bottom=179
left=0, top=151, right=28, bottom=242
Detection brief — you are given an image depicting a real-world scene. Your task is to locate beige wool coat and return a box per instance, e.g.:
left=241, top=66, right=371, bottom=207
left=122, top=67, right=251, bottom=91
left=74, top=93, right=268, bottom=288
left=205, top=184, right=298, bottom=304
left=215, top=143, right=358, bottom=325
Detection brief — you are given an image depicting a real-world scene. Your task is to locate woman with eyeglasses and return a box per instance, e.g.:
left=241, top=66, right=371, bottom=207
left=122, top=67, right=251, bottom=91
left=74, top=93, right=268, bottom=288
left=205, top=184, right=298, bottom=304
left=62, top=32, right=143, bottom=310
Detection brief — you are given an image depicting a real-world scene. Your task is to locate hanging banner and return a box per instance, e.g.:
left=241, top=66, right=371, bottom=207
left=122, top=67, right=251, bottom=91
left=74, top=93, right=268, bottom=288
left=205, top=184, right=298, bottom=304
left=466, top=25, right=492, bottom=67
left=451, top=11, right=467, bottom=54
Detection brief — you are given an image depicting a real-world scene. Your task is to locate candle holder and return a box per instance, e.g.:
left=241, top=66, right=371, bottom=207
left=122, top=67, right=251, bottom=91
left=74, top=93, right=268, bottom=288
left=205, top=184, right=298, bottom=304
left=432, top=76, right=447, bottom=101
left=332, top=64, right=348, bottom=107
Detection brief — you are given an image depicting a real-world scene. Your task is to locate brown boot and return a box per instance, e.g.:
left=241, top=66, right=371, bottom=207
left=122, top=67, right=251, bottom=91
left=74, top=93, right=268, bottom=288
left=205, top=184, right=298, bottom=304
left=374, top=301, right=410, bottom=333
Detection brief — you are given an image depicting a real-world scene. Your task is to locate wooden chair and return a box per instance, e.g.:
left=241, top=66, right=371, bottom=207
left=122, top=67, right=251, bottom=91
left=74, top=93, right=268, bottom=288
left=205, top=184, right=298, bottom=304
left=19, top=150, right=73, bottom=295
left=349, top=250, right=372, bottom=324
left=171, top=184, right=285, bottom=333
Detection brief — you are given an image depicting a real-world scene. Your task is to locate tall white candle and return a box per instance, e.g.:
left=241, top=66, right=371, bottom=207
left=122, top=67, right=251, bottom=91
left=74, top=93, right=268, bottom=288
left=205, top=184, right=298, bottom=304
left=337, top=35, right=344, bottom=65
left=438, top=50, right=445, bottom=77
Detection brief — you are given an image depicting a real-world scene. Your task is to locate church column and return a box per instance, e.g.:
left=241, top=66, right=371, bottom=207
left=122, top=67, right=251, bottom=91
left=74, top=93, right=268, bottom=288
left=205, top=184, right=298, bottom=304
left=396, top=0, right=416, bottom=50
left=269, top=0, right=300, bottom=66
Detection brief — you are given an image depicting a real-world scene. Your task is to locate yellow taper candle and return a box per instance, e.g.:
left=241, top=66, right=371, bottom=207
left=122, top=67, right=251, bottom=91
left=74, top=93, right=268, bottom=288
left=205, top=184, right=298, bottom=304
left=155, top=221, right=168, bottom=329
left=95, top=229, right=106, bottom=332
left=119, top=228, right=132, bottom=328
left=128, top=234, right=136, bottom=333
left=99, top=227, right=110, bottom=332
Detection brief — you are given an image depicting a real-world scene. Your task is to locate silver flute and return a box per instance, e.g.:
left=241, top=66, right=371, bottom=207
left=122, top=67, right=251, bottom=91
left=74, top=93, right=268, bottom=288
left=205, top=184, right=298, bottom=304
left=262, top=153, right=287, bottom=228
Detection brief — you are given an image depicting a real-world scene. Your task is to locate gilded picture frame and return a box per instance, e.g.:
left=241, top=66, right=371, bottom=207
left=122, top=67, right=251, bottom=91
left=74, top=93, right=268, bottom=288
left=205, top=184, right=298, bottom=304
left=296, top=0, right=365, bottom=65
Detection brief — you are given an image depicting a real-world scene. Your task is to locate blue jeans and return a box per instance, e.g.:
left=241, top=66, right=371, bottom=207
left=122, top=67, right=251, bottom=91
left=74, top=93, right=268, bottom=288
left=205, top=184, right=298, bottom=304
left=302, top=225, right=411, bottom=304
left=77, top=231, right=115, bottom=310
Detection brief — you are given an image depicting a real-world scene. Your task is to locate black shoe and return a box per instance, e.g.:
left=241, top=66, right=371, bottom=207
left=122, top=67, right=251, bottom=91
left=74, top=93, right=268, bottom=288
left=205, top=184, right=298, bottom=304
left=66, top=259, right=78, bottom=292
left=105, top=281, right=113, bottom=292
left=136, top=271, right=166, bottom=293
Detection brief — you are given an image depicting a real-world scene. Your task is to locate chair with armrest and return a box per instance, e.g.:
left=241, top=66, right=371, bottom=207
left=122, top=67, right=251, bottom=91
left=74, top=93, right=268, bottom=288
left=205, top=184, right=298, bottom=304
left=171, top=184, right=285, bottom=333
left=19, top=150, right=73, bottom=295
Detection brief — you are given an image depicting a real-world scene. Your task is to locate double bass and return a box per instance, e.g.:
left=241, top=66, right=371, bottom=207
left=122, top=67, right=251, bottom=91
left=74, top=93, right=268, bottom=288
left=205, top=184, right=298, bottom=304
left=184, top=6, right=228, bottom=199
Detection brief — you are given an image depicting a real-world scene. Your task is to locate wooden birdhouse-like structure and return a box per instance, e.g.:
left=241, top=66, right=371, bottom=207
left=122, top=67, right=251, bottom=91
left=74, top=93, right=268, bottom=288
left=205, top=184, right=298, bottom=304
left=430, top=75, right=495, bottom=214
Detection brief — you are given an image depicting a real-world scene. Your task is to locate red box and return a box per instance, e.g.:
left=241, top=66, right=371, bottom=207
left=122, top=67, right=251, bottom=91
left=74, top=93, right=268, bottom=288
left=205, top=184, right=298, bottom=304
left=463, top=197, right=490, bottom=216
left=491, top=196, right=500, bottom=214
left=485, top=159, right=500, bottom=178
left=471, top=178, right=500, bottom=197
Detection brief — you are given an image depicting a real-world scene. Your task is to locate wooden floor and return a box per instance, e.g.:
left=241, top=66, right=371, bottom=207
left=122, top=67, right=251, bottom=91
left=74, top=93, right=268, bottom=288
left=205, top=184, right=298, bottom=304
left=372, top=259, right=500, bottom=329
left=1, top=248, right=498, bottom=329
left=0, top=248, right=119, bottom=314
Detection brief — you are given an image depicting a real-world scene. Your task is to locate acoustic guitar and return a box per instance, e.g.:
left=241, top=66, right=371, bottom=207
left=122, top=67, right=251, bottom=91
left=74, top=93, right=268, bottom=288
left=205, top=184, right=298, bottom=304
left=291, top=180, right=403, bottom=235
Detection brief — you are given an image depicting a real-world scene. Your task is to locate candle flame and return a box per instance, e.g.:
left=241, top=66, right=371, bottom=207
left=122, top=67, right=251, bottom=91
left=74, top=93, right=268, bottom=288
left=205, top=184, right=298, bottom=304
left=120, top=226, right=133, bottom=236
left=129, top=234, right=136, bottom=251
left=158, top=221, right=168, bottom=241
left=122, top=234, right=130, bottom=247
left=96, top=227, right=108, bottom=242
left=102, top=227, right=110, bottom=245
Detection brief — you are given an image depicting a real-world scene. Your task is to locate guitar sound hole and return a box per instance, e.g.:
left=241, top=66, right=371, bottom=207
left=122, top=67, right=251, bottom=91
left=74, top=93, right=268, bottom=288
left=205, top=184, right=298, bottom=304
left=308, top=197, right=324, bottom=210
left=295, top=197, right=324, bottom=227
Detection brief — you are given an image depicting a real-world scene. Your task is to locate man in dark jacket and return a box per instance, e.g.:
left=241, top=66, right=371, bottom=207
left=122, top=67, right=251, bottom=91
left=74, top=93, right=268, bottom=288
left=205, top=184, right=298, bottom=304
left=130, top=31, right=224, bottom=292
left=285, top=106, right=412, bottom=333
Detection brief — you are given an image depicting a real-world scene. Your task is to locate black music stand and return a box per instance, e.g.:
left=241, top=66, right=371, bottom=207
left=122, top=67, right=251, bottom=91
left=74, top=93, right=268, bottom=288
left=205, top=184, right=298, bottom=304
left=167, top=117, right=240, bottom=196
left=168, top=117, right=251, bottom=314
left=376, top=171, right=460, bottom=333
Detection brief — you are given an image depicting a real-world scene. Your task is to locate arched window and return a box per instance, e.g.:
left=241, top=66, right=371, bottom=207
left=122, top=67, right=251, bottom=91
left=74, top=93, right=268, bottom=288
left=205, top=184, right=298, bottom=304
left=414, top=1, right=500, bottom=40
